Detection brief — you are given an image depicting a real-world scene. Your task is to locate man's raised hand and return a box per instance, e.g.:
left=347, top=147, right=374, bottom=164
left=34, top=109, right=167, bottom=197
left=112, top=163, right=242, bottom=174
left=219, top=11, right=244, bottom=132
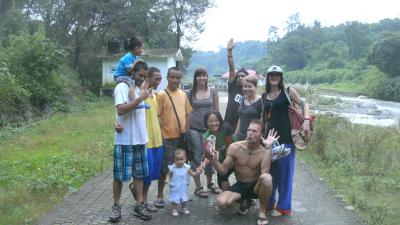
left=140, top=81, right=151, bottom=100
left=262, top=128, right=280, bottom=147
left=227, top=38, right=235, bottom=51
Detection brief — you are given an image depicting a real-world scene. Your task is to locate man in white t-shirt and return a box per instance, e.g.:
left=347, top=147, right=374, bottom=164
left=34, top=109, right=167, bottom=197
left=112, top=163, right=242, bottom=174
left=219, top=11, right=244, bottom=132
left=110, top=61, right=152, bottom=222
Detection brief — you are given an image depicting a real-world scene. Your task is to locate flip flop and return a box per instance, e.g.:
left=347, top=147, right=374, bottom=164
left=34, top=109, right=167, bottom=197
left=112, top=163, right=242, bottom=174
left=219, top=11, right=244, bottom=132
left=207, top=183, right=221, bottom=194
left=194, top=187, right=209, bottom=198
left=256, top=216, right=269, bottom=225
left=236, top=199, right=251, bottom=216
left=268, top=209, right=282, bottom=217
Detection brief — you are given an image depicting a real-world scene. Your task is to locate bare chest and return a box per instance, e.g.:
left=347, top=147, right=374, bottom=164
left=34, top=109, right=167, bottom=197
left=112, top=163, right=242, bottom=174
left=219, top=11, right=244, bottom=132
left=235, top=151, right=263, bottom=169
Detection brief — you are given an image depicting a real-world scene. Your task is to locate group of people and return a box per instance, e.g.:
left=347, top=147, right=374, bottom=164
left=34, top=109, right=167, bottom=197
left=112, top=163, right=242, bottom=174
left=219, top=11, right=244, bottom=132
left=109, top=36, right=311, bottom=225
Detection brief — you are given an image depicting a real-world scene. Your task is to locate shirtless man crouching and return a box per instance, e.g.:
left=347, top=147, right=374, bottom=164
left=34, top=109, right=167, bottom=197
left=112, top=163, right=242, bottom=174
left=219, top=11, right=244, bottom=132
left=205, top=119, right=278, bottom=225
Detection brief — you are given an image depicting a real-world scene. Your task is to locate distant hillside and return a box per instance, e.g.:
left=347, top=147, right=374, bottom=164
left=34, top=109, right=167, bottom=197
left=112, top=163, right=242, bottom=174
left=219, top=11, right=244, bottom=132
left=187, top=18, right=400, bottom=101
left=187, top=40, right=267, bottom=76
left=260, top=18, right=400, bottom=101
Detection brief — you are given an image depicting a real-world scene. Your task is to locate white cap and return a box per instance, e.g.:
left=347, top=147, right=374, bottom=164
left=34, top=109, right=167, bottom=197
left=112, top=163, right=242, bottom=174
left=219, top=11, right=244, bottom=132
left=267, top=65, right=283, bottom=75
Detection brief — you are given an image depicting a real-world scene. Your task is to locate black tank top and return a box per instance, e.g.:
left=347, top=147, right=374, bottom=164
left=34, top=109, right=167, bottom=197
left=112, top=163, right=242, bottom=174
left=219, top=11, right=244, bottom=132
left=263, top=91, right=293, bottom=144
left=224, top=81, right=243, bottom=129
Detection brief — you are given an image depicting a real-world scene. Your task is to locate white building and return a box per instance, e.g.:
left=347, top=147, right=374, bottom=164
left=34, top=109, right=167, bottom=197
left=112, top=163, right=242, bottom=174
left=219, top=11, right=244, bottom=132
left=100, top=49, right=183, bottom=95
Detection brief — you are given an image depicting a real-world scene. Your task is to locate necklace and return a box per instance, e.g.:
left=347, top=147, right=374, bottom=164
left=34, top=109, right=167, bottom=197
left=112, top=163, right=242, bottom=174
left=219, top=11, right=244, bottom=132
left=268, top=91, right=280, bottom=99
left=246, top=96, right=256, bottom=104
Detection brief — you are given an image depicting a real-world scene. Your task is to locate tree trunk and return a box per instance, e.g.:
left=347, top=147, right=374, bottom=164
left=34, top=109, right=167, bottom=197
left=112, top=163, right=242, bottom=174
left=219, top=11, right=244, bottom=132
left=176, top=24, right=181, bottom=49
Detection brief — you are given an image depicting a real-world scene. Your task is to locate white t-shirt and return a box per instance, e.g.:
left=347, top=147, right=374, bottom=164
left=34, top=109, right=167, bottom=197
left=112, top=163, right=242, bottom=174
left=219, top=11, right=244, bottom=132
left=114, top=83, right=148, bottom=145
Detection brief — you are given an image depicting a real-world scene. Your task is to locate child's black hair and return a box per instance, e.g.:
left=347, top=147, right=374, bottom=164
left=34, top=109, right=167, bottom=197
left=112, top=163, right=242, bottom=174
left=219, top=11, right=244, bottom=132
left=128, top=36, right=144, bottom=51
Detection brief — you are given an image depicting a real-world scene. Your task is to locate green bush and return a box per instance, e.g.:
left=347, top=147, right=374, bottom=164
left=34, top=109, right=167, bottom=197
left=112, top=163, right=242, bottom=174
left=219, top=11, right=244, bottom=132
left=0, top=32, right=85, bottom=127
left=0, top=61, right=30, bottom=126
left=4, top=32, right=66, bottom=109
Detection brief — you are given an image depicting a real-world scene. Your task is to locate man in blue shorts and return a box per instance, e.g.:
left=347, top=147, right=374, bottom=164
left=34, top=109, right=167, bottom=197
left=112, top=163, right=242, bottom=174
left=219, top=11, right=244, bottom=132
left=110, top=61, right=152, bottom=222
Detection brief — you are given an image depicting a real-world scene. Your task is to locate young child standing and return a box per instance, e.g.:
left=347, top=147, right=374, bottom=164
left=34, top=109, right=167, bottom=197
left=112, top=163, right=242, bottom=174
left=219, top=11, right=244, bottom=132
left=168, top=148, right=201, bottom=216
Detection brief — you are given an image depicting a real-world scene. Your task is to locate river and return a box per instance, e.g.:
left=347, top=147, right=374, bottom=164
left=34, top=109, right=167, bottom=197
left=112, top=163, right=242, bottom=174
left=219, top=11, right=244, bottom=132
left=218, top=91, right=400, bottom=128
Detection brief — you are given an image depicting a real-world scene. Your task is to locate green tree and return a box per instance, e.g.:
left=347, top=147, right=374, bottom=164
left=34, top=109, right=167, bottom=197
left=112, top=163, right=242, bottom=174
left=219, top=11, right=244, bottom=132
left=267, top=26, right=279, bottom=43
left=285, top=12, right=302, bottom=33
left=344, top=21, right=371, bottom=59
left=369, top=32, right=400, bottom=77
left=162, top=0, right=214, bottom=48
left=0, top=5, right=27, bottom=44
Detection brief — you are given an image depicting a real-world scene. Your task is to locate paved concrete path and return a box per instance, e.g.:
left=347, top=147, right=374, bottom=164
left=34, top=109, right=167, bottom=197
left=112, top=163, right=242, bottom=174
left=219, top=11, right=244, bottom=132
left=37, top=158, right=366, bottom=225
left=37, top=92, right=366, bottom=225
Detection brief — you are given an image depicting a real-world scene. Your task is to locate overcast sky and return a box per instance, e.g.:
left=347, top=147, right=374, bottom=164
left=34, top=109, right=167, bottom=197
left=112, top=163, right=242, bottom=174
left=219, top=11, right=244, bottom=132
left=190, top=0, right=400, bottom=51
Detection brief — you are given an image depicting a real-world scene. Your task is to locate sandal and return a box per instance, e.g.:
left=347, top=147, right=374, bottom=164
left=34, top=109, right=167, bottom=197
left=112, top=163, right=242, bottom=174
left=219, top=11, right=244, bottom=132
left=207, top=182, right=221, bottom=194
left=182, top=207, right=190, bottom=215
left=194, top=187, right=209, bottom=198
left=256, top=216, right=269, bottom=225
left=237, top=198, right=251, bottom=216
left=129, top=182, right=137, bottom=201
left=268, top=209, right=282, bottom=217
left=171, top=209, right=179, bottom=217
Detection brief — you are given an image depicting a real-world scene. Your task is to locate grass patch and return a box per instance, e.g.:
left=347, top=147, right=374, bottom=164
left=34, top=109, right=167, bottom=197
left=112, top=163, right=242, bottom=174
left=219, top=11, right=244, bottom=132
left=0, top=97, right=115, bottom=225
left=299, top=116, right=400, bottom=225
left=316, top=82, right=365, bottom=94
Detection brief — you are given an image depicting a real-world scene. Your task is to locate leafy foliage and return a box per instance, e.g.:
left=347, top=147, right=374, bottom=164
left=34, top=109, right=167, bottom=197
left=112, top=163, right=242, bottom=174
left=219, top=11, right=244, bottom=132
left=0, top=62, right=30, bottom=126
left=368, top=32, right=400, bottom=77
left=0, top=0, right=213, bottom=127
left=4, top=32, right=66, bottom=109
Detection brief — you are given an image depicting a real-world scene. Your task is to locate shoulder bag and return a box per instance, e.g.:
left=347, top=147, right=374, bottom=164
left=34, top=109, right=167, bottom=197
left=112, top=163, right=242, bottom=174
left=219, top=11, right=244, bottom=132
left=284, top=87, right=315, bottom=150
left=164, top=89, right=195, bottom=160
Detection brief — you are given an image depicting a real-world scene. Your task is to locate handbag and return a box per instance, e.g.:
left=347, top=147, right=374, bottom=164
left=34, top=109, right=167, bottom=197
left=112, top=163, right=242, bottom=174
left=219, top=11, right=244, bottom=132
left=283, top=87, right=315, bottom=150
left=164, top=89, right=195, bottom=160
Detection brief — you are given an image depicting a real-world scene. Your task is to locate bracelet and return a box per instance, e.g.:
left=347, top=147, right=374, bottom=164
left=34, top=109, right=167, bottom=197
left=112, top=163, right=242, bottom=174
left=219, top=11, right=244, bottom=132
left=228, top=55, right=233, bottom=57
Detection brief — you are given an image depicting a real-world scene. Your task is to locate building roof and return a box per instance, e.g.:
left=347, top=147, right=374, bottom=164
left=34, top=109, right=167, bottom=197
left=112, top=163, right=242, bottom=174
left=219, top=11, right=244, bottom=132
left=142, top=49, right=181, bottom=58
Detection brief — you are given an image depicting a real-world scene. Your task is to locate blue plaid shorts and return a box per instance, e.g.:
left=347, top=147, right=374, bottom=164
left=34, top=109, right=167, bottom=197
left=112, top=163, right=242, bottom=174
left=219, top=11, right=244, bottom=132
left=113, top=145, right=149, bottom=181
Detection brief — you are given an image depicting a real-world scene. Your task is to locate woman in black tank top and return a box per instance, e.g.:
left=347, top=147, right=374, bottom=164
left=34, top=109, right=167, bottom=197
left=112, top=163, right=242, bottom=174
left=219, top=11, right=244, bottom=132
left=262, top=65, right=311, bottom=217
